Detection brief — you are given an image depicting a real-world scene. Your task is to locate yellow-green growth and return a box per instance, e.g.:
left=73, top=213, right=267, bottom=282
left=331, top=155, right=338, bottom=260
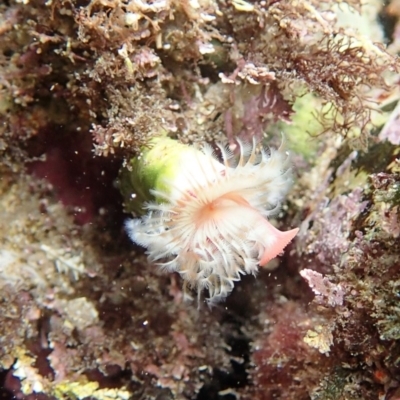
left=278, top=93, right=323, bottom=161
left=53, top=380, right=131, bottom=400
left=119, top=137, right=194, bottom=215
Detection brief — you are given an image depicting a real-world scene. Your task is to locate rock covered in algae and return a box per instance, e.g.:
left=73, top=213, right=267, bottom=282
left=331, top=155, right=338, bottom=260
left=0, top=0, right=400, bottom=399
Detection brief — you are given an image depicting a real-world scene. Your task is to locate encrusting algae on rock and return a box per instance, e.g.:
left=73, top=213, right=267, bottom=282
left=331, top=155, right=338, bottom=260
left=121, top=136, right=298, bottom=304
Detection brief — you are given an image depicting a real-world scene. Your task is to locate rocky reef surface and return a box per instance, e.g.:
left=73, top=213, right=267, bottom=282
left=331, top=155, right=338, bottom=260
left=1, top=0, right=400, bottom=399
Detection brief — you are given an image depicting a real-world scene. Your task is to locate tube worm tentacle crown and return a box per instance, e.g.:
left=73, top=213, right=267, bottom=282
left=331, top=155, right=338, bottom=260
left=124, top=137, right=298, bottom=304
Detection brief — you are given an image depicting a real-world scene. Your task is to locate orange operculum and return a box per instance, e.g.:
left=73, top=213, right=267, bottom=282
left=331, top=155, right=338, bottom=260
left=259, top=220, right=299, bottom=266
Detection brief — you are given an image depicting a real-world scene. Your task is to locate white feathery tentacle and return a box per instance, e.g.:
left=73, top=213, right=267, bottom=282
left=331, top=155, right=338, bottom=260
left=126, top=139, right=298, bottom=303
